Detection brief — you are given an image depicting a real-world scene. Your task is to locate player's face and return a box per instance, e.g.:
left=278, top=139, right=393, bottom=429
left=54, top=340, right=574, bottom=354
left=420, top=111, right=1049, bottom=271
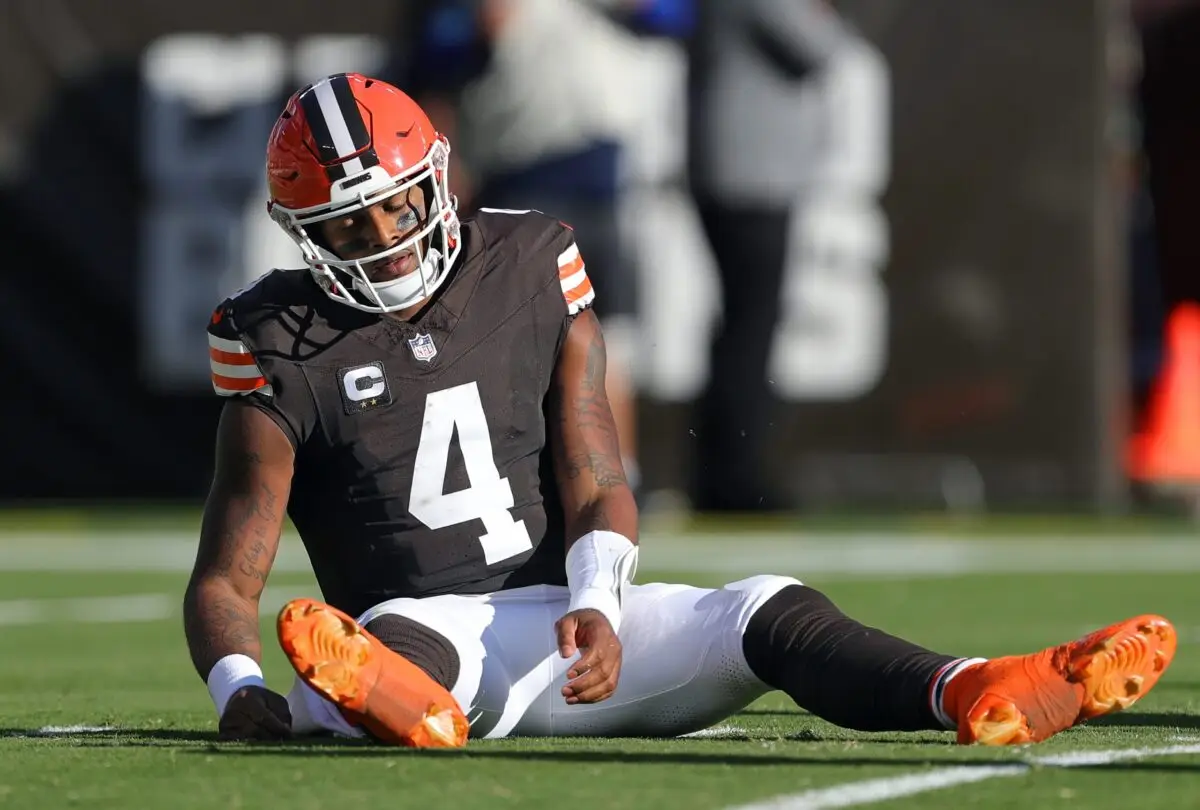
left=317, top=184, right=428, bottom=283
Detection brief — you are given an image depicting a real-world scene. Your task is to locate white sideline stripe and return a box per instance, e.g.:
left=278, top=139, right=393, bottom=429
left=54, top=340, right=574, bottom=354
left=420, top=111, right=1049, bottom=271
left=726, top=743, right=1200, bottom=810
left=5, top=725, right=120, bottom=738
left=1033, top=743, right=1200, bottom=766
left=731, top=765, right=1026, bottom=810
left=0, top=589, right=317, bottom=626
left=681, top=724, right=746, bottom=739
left=0, top=594, right=173, bottom=626
left=3, top=532, right=1200, bottom=575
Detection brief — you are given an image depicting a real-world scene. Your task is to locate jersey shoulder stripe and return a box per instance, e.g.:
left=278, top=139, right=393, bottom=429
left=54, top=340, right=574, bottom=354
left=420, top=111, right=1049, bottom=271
left=207, top=309, right=272, bottom=397
left=556, top=242, right=595, bottom=315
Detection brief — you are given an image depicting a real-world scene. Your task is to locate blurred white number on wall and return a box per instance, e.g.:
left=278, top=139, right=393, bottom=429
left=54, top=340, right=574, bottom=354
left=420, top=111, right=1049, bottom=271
left=769, top=40, right=891, bottom=401
left=633, top=38, right=891, bottom=403
left=139, top=33, right=384, bottom=390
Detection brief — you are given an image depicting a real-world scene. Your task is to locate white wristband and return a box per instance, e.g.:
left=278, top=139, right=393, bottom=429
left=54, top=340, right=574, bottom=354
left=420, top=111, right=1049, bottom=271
left=566, top=530, right=638, bottom=633
left=206, top=654, right=266, bottom=718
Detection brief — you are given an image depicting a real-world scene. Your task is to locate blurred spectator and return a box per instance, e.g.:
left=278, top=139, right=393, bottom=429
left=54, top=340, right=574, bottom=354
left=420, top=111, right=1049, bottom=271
left=685, top=0, right=856, bottom=512
left=391, top=0, right=662, bottom=494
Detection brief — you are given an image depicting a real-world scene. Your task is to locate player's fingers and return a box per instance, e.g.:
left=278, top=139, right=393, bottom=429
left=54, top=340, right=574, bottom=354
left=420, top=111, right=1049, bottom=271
left=255, top=706, right=293, bottom=738
left=218, top=708, right=260, bottom=741
left=565, top=643, right=604, bottom=681
left=566, top=661, right=622, bottom=704
left=262, top=691, right=294, bottom=735
left=563, top=647, right=620, bottom=700
left=219, top=699, right=291, bottom=741
left=564, top=672, right=611, bottom=702
left=556, top=615, right=578, bottom=658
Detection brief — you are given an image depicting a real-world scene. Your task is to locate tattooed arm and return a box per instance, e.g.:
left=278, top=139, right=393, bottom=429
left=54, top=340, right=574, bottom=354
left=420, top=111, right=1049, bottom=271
left=549, top=309, right=638, bottom=704
left=183, top=400, right=294, bottom=682
left=549, top=308, right=639, bottom=547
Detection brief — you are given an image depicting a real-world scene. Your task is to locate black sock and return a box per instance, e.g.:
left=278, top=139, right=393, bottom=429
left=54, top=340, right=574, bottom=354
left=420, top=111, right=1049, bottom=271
left=742, top=585, right=960, bottom=731
left=363, top=614, right=461, bottom=692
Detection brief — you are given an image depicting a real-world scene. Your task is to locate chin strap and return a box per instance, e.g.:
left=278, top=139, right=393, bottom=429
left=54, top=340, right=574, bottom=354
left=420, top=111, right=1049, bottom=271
left=352, top=247, right=442, bottom=310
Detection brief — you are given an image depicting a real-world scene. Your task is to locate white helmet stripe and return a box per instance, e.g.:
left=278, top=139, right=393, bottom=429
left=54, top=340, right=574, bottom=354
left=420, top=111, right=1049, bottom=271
left=313, top=80, right=361, bottom=159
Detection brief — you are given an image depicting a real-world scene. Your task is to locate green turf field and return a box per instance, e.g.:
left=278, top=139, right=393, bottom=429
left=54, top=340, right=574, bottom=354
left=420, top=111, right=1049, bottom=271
left=1, top=514, right=1198, bottom=809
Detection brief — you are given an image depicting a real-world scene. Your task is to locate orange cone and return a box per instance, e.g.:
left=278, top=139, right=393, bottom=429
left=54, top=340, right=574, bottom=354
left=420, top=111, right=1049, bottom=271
left=1128, top=302, right=1200, bottom=483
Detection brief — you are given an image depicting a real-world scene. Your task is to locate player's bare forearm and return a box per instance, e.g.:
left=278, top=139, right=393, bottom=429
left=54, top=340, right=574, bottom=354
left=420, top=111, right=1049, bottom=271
left=183, top=584, right=260, bottom=676
left=183, top=401, right=294, bottom=680
left=183, top=487, right=280, bottom=677
left=550, top=309, right=639, bottom=545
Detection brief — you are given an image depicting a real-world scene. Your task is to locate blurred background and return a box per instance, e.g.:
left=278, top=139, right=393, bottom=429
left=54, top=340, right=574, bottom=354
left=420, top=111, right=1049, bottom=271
left=1, top=0, right=1198, bottom=523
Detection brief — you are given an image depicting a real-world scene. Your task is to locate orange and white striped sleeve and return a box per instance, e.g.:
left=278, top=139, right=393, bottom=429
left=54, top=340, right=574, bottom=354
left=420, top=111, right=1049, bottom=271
left=206, top=309, right=272, bottom=398
left=557, top=241, right=595, bottom=316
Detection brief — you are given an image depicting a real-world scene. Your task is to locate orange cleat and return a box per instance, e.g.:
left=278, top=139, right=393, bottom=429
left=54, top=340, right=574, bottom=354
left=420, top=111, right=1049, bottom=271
left=944, top=614, right=1177, bottom=745
left=277, top=598, right=469, bottom=748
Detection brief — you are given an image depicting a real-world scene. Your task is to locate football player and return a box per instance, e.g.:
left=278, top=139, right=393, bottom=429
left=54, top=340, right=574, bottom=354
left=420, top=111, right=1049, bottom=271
left=183, top=73, right=1176, bottom=747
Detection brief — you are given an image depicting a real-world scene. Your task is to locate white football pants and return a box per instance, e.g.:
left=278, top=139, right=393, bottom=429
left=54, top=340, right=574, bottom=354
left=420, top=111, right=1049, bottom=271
left=286, top=574, right=800, bottom=739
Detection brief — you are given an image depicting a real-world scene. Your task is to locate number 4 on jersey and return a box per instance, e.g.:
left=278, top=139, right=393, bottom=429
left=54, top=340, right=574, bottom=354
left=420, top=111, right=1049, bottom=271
left=408, top=382, right=534, bottom=565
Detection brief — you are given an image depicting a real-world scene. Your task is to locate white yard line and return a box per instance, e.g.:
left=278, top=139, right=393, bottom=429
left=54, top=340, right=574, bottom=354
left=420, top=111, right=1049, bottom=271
left=0, top=594, right=173, bottom=626
left=726, top=743, right=1200, bottom=810
left=731, top=765, right=1028, bottom=810
left=0, top=589, right=317, bottom=626
left=681, top=724, right=748, bottom=739
left=5, top=725, right=119, bottom=738
left=4, top=532, right=1200, bottom=577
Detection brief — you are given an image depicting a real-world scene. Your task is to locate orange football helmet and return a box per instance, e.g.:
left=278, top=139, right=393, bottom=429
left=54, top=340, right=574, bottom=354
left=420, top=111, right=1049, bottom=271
left=266, top=73, right=461, bottom=313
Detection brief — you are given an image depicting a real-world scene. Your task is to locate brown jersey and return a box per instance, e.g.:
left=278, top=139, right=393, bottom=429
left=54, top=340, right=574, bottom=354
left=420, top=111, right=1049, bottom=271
left=205, top=210, right=596, bottom=618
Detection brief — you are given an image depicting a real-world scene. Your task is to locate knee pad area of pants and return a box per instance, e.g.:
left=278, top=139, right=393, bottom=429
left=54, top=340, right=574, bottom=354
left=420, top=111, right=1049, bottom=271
left=362, top=613, right=461, bottom=692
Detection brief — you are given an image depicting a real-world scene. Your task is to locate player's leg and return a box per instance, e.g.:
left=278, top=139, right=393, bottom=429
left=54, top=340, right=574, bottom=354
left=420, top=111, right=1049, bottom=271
left=278, top=595, right=489, bottom=747
left=543, top=575, right=803, bottom=737
left=338, top=580, right=794, bottom=739
left=740, top=582, right=965, bottom=733
left=741, top=582, right=1177, bottom=745
left=280, top=581, right=782, bottom=741
left=279, top=579, right=1178, bottom=746
left=278, top=585, right=578, bottom=744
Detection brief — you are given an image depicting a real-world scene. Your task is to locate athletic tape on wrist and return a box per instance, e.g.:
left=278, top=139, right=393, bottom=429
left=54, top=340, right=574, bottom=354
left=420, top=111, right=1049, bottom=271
left=565, top=530, right=638, bottom=633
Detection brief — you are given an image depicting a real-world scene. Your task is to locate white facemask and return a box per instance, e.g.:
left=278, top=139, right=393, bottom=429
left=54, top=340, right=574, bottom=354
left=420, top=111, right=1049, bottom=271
left=271, top=139, right=462, bottom=315
left=350, top=247, right=444, bottom=311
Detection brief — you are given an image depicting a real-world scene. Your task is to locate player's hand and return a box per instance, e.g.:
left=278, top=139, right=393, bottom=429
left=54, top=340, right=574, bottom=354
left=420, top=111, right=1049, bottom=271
left=218, top=685, right=293, bottom=741
left=555, top=608, right=622, bottom=705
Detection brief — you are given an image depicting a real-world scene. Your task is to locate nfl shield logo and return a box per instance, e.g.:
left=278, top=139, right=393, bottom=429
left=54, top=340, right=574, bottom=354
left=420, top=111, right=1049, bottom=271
left=408, top=333, right=438, bottom=362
